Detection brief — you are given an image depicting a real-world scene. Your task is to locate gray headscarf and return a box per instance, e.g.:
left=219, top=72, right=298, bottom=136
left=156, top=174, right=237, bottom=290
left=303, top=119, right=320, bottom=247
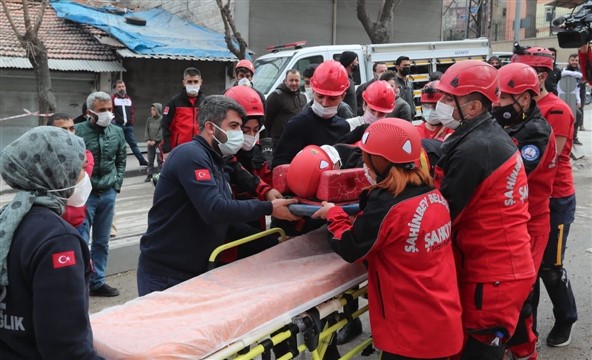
left=0, top=126, right=85, bottom=297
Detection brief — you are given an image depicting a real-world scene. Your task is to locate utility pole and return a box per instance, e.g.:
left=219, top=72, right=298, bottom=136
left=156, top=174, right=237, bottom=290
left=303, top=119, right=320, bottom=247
left=466, top=0, right=484, bottom=38
left=514, top=0, right=522, bottom=42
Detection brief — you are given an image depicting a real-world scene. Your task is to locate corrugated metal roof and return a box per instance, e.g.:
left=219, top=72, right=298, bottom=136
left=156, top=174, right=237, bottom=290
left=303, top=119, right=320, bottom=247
left=0, top=57, right=125, bottom=72
left=116, top=49, right=235, bottom=62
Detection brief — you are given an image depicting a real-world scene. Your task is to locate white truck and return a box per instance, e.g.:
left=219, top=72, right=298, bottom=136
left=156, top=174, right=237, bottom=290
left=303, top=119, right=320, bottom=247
left=252, top=38, right=491, bottom=118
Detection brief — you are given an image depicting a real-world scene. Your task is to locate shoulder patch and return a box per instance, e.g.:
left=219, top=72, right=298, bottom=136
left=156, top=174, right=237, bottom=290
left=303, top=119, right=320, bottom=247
left=521, top=144, right=540, bottom=162
left=195, top=169, right=211, bottom=181
left=52, top=251, right=76, bottom=269
left=163, top=106, right=169, bottom=115
left=549, top=110, right=563, bottom=115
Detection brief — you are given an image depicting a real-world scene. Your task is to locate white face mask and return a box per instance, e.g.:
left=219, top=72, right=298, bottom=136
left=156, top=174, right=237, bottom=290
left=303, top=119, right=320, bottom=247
left=304, top=87, right=313, bottom=102
left=47, top=172, right=92, bottom=207
left=237, top=78, right=252, bottom=87
left=311, top=100, right=338, bottom=119
left=362, top=110, right=380, bottom=124
left=186, top=85, right=200, bottom=96
left=435, top=101, right=461, bottom=130
left=363, top=164, right=377, bottom=186
left=211, top=122, right=244, bottom=156
left=90, top=110, right=114, bottom=127
left=67, top=173, right=92, bottom=207
left=242, top=132, right=259, bottom=151
left=422, top=107, right=441, bottom=125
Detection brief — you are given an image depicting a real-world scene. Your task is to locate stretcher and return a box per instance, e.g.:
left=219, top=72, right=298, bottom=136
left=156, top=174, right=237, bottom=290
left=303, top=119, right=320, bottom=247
left=90, top=227, right=370, bottom=359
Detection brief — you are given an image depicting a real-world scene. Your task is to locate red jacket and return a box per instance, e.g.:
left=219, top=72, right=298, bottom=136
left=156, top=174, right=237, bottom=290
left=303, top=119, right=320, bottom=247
left=537, top=93, right=575, bottom=198
left=328, top=186, right=463, bottom=358
left=434, top=112, right=534, bottom=283
left=162, top=90, right=205, bottom=153
left=503, top=102, right=557, bottom=237
left=578, top=46, right=592, bottom=85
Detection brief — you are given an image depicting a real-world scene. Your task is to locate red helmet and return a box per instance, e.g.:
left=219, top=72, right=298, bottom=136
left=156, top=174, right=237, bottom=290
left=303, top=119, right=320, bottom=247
left=287, top=145, right=340, bottom=198
left=498, top=62, right=540, bottom=96
left=420, top=81, right=443, bottom=104
left=224, top=86, right=265, bottom=117
left=362, top=80, right=395, bottom=113
left=235, top=59, right=255, bottom=74
left=436, top=60, right=500, bottom=103
left=310, top=60, right=350, bottom=96
left=511, top=47, right=553, bottom=70
left=359, top=118, right=421, bottom=164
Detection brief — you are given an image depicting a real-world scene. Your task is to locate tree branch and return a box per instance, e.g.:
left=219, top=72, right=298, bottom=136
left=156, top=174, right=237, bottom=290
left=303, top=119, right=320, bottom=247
left=22, top=0, right=32, bottom=34
left=0, top=0, right=25, bottom=39
left=356, top=0, right=373, bottom=38
left=378, top=0, right=397, bottom=24
left=33, top=0, right=48, bottom=34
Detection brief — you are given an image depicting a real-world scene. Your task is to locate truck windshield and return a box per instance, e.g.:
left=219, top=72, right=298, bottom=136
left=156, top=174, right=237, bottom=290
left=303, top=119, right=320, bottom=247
left=253, top=56, right=291, bottom=95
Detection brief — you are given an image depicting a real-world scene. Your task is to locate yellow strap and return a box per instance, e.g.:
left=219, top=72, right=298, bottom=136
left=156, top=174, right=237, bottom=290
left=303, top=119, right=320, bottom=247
left=555, top=224, right=564, bottom=266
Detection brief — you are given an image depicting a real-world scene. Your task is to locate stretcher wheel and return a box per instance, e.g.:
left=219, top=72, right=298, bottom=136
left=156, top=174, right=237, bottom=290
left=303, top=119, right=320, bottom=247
left=288, top=204, right=360, bottom=217
left=125, top=16, right=147, bottom=26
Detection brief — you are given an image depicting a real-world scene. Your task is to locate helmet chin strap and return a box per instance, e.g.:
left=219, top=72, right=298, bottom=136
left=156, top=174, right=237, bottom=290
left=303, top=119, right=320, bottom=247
left=453, top=95, right=467, bottom=123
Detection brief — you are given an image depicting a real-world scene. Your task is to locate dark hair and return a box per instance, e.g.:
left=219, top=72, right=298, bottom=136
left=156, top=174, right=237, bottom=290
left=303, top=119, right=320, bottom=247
left=235, top=67, right=253, bottom=75
left=198, top=95, right=247, bottom=131
left=303, top=64, right=319, bottom=79
left=569, top=53, right=578, bottom=59
left=395, top=56, right=410, bottom=66
left=379, top=70, right=398, bottom=82
left=46, top=113, right=72, bottom=126
left=466, top=92, right=492, bottom=111
left=113, top=79, right=125, bottom=88
left=285, top=69, right=300, bottom=77
left=183, top=67, right=202, bottom=78
left=429, top=71, right=443, bottom=81
left=548, top=47, right=557, bottom=53
left=487, top=56, right=500, bottom=64
left=372, top=62, right=386, bottom=72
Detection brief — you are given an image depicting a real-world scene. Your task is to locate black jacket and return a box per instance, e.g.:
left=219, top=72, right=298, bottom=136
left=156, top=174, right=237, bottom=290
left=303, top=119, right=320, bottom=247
left=0, top=207, right=102, bottom=360
left=266, top=83, right=307, bottom=147
left=272, top=107, right=350, bottom=167
left=139, top=136, right=273, bottom=280
left=343, top=76, right=357, bottom=114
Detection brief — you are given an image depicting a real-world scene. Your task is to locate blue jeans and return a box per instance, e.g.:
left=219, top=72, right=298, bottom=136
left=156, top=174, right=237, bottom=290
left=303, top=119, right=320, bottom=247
left=81, top=188, right=117, bottom=289
left=116, top=123, right=147, bottom=165
left=136, top=267, right=184, bottom=296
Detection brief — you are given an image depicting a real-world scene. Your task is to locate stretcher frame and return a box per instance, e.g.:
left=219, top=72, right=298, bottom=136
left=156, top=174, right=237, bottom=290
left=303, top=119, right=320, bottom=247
left=205, top=228, right=373, bottom=360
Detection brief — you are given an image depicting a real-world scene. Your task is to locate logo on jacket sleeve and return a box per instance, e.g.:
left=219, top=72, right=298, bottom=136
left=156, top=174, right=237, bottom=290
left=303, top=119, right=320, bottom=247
left=52, top=251, right=76, bottom=269
left=195, top=169, right=211, bottom=181
left=521, top=144, right=540, bottom=162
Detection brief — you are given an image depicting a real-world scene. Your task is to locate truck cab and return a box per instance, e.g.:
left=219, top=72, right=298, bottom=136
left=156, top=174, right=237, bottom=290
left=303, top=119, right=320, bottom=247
left=253, top=38, right=491, bottom=119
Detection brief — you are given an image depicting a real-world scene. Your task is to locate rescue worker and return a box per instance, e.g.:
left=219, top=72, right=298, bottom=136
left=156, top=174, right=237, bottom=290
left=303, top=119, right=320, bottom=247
left=355, top=62, right=388, bottom=116
left=162, top=67, right=206, bottom=157
left=232, top=59, right=267, bottom=124
left=312, top=118, right=463, bottom=360
left=492, top=63, right=558, bottom=360
left=380, top=71, right=413, bottom=121
left=434, top=60, right=535, bottom=359
left=416, top=81, right=454, bottom=141
left=0, top=127, right=102, bottom=359
left=272, top=60, right=351, bottom=167
left=346, top=80, right=395, bottom=133
left=138, top=96, right=299, bottom=296
left=339, top=51, right=359, bottom=114
left=302, top=64, right=354, bottom=118
left=513, top=46, right=578, bottom=349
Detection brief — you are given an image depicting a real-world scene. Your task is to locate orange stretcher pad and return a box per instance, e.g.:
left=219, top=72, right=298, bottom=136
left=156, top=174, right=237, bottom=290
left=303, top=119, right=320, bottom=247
left=90, top=228, right=367, bottom=359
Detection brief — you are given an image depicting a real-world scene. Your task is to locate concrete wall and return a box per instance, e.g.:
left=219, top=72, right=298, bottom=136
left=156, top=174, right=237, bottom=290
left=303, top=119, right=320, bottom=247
left=248, top=0, right=443, bottom=57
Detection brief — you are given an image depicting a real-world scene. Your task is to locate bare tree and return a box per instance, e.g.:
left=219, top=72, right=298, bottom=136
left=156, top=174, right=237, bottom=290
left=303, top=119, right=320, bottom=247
left=357, top=0, right=401, bottom=44
left=1, top=0, right=55, bottom=125
left=215, top=0, right=248, bottom=59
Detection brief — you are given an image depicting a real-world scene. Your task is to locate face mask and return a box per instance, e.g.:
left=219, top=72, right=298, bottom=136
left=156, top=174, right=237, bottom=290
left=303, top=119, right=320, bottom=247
left=351, top=64, right=359, bottom=72
left=363, top=164, right=377, bottom=186
left=90, top=110, right=114, bottom=127
left=47, top=172, right=92, bottom=207
left=311, top=100, right=338, bottom=119
left=117, top=89, right=126, bottom=97
left=304, top=87, right=313, bottom=102
left=67, top=173, right=92, bottom=207
left=242, top=132, right=259, bottom=151
left=238, top=78, right=252, bottom=87
left=186, top=85, right=200, bottom=96
left=362, top=110, right=379, bottom=124
left=492, top=103, right=521, bottom=127
left=211, top=122, right=244, bottom=156
left=399, top=67, right=411, bottom=76
left=436, top=101, right=461, bottom=130
left=422, top=107, right=441, bottom=125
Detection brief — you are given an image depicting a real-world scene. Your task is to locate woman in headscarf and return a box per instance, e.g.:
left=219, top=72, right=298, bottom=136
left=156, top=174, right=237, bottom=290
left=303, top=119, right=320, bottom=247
left=0, top=126, right=103, bottom=359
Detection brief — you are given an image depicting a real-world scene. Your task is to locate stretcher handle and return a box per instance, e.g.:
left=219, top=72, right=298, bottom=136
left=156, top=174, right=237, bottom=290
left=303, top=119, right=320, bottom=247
left=208, top=227, right=287, bottom=270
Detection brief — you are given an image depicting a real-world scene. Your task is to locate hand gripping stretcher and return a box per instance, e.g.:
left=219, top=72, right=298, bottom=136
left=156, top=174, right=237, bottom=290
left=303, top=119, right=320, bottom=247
left=90, top=227, right=372, bottom=359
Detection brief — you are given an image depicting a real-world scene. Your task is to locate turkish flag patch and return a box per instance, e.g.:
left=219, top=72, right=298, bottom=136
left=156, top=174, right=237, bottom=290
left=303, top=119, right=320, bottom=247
left=163, top=106, right=169, bottom=115
left=52, top=251, right=76, bottom=269
left=195, top=169, right=211, bottom=181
